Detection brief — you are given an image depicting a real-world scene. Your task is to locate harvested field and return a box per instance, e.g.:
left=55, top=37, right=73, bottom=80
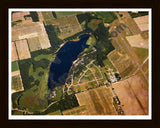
left=55, top=12, right=82, bottom=18
left=12, top=42, right=18, bottom=62
left=12, top=70, right=20, bottom=77
left=62, top=105, right=87, bottom=115
left=108, top=50, right=137, bottom=78
left=15, top=39, right=31, bottom=60
left=112, top=75, right=148, bottom=115
left=49, top=16, right=82, bottom=39
left=12, top=22, right=51, bottom=50
left=126, top=34, right=148, bottom=49
left=122, top=16, right=141, bottom=35
left=76, top=86, right=117, bottom=115
left=12, top=74, right=24, bottom=93
left=27, top=37, right=41, bottom=52
left=12, top=11, right=30, bottom=22
left=133, top=15, right=149, bottom=32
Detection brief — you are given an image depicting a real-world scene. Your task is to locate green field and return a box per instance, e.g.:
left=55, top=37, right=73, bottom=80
left=95, top=12, right=118, bottom=23
left=47, top=110, right=62, bottom=115
left=12, top=75, right=23, bottom=91
left=55, top=12, right=82, bottom=18
left=34, top=54, right=55, bottom=61
left=41, top=12, right=55, bottom=25
left=133, top=47, right=148, bottom=63
left=19, top=72, right=50, bottom=112
left=12, top=61, right=19, bottom=72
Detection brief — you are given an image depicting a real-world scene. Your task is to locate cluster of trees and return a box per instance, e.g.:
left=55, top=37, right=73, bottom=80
left=29, top=12, right=39, bottom=22
left=128, top=11, right=148, bottom=18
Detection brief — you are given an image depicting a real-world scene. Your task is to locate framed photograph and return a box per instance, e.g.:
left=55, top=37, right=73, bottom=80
left=9, top=8, right=151, bottom=120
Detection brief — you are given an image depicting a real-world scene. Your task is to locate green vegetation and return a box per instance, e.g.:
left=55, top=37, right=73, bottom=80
left=12, top=110, right=23, bottom=115
left=12, top=61, right=19, bottom=72
left=12, top=75, right=23, bottom=91
left=55, top=12, right=82, bottom=18
left=12, top=20, right=22, bottom=27
left=133, top=47, right=148, bottom=63
left=103, top=58, right=116, bottom=71
left=30, top=12, right=39, bottom=22
left=41, top=12, right=55, bottom=25
left=47, top=110, right=62, bottom=115
left=88, top=19, right=102, bottom=31
left=95, top=12, right=118, bottom=23
left=18, top=72, right=50, bottom=112
left=34, top=54, right=55, bottom=61
left=129, top=11, right=148, bottom=18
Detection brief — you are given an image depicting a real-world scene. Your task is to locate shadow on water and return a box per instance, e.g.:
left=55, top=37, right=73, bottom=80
left=48, top=34, right=90, bottom=90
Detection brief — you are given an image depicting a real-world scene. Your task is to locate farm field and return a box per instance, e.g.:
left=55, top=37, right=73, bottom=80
left=12, top=61, right=19, bottom=72
left=126, top=34, right=148, bottom=49
left=11, top=42, right=18, bottom=62
left=55, top=12, right=82, bottom=18
left=12, top=74, right=24, bottom=93
left=62, top=105, right=87, bottom=115
left=112, top=75, right=148, bottom=115
left=15, top=39, right=31, bottom=60
left=48, top=15, right=82, bottom=39
left=41, top=12, right=55, bottom=25
left=88, top=19, right=102, bottom=31
left=133, top=15, right=149, bottom=32
left=47, top=110, right=61, bottom=115
left=27, top=37, right=41, bottom=52
left=76, top=86, right=117, bottom=115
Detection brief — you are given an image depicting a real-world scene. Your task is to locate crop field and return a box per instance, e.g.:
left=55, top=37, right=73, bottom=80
left=108, top=50, right=137, bottom=78
left=12, top=61, right=19, bottom=72
left=76, top=86, right=117, bottom=115
left=55, top=12, right=82, bottom=18
left=122, top=16, right=141, bottom=35
left=62, top=105, right=87, bottom=115
left=41, top=12, right=55, bottom=25
left=126, top=34, right=148, bottom=49
left=12, top=42, right=18, bottom=62
left=112, top=75, right=148, bottom=115
left=47, top=110, right=62, bottom=115
left=12, top=74, right=24, bottom=93
left=12, top=22, right=51, bottom=50
left=133, top=15, right=149, bottom=32
left=15, top=39, right=31, bottom=60
left=133, top=47, right=148, bottom=63
left=27, top=37, right=41, bottom=52
left=50, top=16, right=82, bottom=39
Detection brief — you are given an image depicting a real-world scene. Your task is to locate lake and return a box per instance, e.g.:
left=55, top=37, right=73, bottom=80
left=48, top=34, right=90, bottom=90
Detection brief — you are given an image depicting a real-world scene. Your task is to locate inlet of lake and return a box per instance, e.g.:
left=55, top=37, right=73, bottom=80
left=48, top=34, right=90, bottom=90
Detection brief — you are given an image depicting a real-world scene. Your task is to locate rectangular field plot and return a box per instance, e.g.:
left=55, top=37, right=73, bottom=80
left=27, top=37, right=41, bottom=52
left=12, top=42, right=18, bottom=62
left=76, top=86, right=117, bottom=115
left=55, top=12, right=82, bottom=18
left=62, top=105, right=87, bottom=115
left=12, top=61, right=19, bottom=72
left=15, top=39, right=31, bottom=60
left=112, top=75, right=148, bottom=115
left=12, top=74, right=24, bottom=93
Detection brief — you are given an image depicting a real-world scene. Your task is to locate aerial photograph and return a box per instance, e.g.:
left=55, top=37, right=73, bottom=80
left=10, top=9, right=150, bottom=119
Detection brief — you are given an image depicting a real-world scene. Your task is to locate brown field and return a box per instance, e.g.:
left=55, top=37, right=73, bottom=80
left=133, top=15, right=149, bottom=32
left=122, top=16, right=141, bottom=35
left=126, top=34, right=148, bottom=49
left=12, top=11, right=30, bottom=22
left=142, top=60, right=149, bottom=77
left=27, top=37, right=41, bottom=52
left=15, top=39, right=31, bottom=60
left=12, top=70, right=20, bottom=77
left=62, top=105, right=88, bottom=115
left=76, top=86, right=117, bottom=115
left=12, top=42, right=18, bottom=62
left=12, top=22, right=51, bottom=50
left=112, top=75, right=148, bottom=115
left=12, top=74, right=24, bottom=93
left=50, top=16, right=82, bottom=39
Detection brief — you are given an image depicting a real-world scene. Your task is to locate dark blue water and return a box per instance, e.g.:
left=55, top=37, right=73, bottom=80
left=48, top=34, right=90, bottom=90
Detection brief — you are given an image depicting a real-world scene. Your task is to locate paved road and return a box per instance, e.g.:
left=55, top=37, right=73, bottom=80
left=115, top=29, right=148, bottom=83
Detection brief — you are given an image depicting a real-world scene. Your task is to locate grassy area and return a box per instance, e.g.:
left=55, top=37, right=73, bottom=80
left=41, top=12, right=55, bottom=25
left=34, top=54, right=55, bottom=61
left=95, top=12, right=118, bottom=23
left=87, top=19, right=102, bottom=31
left=133, top=47, right=148, bottom=63
left=55, top=12, right=82, bottom=18
left=103, top=57, right=117, bottom=71
left=12, top=61, right=19, bottom=72
left=12, top=110, right=23, bottom=115
left=47, top=110, right=62, bottom=115
left=12, top=75, right=23, bottom=91
left=19, top=72, right=50, bottom=112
